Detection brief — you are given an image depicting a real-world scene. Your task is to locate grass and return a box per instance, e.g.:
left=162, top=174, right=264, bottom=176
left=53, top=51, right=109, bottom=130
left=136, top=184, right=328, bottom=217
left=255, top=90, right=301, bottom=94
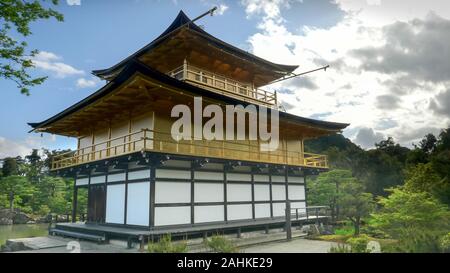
left=147, top=234, right=187, bottom=253
left=204, top=234, right=238, bottom=253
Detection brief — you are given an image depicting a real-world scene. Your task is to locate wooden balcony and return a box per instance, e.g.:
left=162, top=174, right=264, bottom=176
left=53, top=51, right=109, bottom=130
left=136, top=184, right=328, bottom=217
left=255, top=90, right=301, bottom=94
left=167, top=61, right=277, bottom=107
left=51, top=129, right=328, bottom=170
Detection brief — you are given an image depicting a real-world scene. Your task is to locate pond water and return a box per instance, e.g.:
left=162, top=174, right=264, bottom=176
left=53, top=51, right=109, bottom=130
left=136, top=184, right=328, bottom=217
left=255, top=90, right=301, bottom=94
left=0, top=224, right=49, bottom=246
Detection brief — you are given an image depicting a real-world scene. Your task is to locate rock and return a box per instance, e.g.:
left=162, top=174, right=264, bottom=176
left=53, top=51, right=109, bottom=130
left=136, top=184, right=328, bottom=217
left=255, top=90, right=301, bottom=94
left=36, top=214, right=52, bottom=223
left=12, top=211, right=33, bottom=224
left=1, top=240, right=28, bottom=252
left=0, top=208, right=35, bottom=225
left=300, top=225, right=310, bottom=234
left=0, top=218, right=13, bottom=225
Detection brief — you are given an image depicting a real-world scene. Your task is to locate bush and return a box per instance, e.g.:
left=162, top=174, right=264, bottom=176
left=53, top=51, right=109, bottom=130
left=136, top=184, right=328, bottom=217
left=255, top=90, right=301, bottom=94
left=328, top=243, right=351, bottom=253
left=147, top=234, right=187, bottom=253
left=440, top=233, right=450, bottom=253
left=346, top=235, right=371, bottom=253
left=204, top=234, right=238, bottom=253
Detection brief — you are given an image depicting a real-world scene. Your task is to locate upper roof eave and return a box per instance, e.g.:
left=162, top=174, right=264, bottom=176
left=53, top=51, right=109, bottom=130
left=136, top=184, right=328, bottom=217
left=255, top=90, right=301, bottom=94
left=29, top=59, right=349, bottom=134
left=92, top=10, right=298, bottom=80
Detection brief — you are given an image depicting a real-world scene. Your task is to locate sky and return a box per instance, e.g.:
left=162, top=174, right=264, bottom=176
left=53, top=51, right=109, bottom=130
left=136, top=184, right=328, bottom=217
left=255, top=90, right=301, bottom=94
left=1, top=0, right=450, bottom=158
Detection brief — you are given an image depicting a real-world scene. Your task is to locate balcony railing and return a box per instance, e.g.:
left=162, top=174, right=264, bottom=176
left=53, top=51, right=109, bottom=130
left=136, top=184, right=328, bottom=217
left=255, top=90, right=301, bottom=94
left=167, top=61, right=277, bottom=106
left=51, top=129, right=328, bottom=170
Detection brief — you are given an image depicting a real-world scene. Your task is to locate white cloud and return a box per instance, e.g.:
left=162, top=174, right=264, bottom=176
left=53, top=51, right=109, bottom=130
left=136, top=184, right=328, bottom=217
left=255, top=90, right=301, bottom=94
left=240, top=0, right=450, bottom=147
left=67, top=0, right=81, bottom=6
left=216, top=4, right=229, bottom=15
left=0, top=137, right=33, bottom=158
left=32, top=51, right=84, bottom=78
left=76, top=77, right=100, bottom=88
left=335, top=0, right=450, bottom=26
left=0, top=134, right=64, bottom=159
left=241, top=0, right=290, bottom=20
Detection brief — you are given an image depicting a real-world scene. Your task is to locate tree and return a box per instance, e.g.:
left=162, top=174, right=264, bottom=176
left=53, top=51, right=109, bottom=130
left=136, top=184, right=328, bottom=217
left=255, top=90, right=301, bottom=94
left=307, top=169, right=354, bottom=221
left=24, top=149, right=43, bottom=183
left=31, top=176, right=71, bottom=214
left=418, top=133, right=437, bottom=154
left=371, top=187, right=450, bottom=252
left=404, top=163, right=450, bottom=205
left=0, top=175, right=34, bottom=210
left=1, top=157, right=19, bottom=176
left=338, top=180, right=374, bottom=235
left=0, top=0, right=63, bottom=95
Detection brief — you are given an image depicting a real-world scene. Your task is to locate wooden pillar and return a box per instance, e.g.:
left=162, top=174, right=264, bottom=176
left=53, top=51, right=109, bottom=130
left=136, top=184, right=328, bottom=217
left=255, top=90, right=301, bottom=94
left=251, top=167, right=255, bottom=220
left=269, top=167, right=273, bottom=218
left=190, top=161, right=195, bottom=225
left=224, top=165, right=228, bottom=222
left=285, top=200, right=292, bottom=241
left=123, top=165, right=129, bottom=225
left=72, top=180, right=78, bottom=223
left=149, top=165, right=156, bottom=227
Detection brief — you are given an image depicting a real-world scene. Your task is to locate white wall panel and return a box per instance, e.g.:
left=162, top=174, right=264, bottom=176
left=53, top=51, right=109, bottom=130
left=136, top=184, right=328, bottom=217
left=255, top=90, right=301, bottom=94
left=107, top=172, right=126, bottom=183
left=194, top=171, right=224, bottom=181
left=289, top=185, right=305, bottom=200
left=75, top=177, right=88, bottom=186
left=227, top=204, right=252, bottom=221
left=288, top=176, right=304, bottom=183
left=253, top=174, right=270, bottom=182
left=90, top=175, right=105, bottom=184
left=106, top=184, right=125, bottom=224
left=227, top=184, right=252, bottom=202
left=126, top=182, right=150, bottom=226
left=271, top=175, right=285, bottom=183
left=272, top=202, right=286, bottom=217
left=155, top=181, right=190, bottom=203
left=128, top=169, right=150, bottom=180
left=227, top=173, right=251, bottom=181
left=156, top=169, right=190, bottom=179
left=154, top=206, right=190, bottom=226
left=272, top=185, right=286, bottom=201
left=291, top=201, right=306, bottom=214
left=254, top=184, right=270, bottom=201
left=194, top=205, right=224, bottom=223
left=255, top=203, right=271, bottom=218
left=194, top=183, right=223, bottom=202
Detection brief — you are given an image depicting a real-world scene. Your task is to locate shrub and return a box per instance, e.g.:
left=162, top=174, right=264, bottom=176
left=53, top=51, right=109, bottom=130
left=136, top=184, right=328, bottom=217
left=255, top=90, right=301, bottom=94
left=147, top=234, right=187, bottom=253
left=205, top=234, right=238, bottom=253
left=328, top=243, right=351, bottom=253
left=440, top=233, right=450, bottom=253
left=346, top=235, right=371, bottom=253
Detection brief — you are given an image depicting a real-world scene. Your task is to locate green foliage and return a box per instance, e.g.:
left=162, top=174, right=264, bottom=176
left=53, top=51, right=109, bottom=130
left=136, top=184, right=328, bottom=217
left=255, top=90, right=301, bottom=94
left=0, top=149, right=75, bottom=216
left=440, top=233, right=450, bottom=253
left=0, top=0, right=64, bottom=95
left=338, top=180, right=374, bottom=235
left=328, top=243, right=352, bottom=253
left=371, top=187, right=450, bottom=252
left=334, top=226, right=355, bottom=236
left=147, top=234, right=187, bottom=253
left=1, top=157, right=19, bottom=177
left=308, top=169, right=354, bottom=221
left=204, top=234, right=238, bottom=253
left=0, top=175, right=35, bottom=210
left=346, top=235, right=371, bottom=253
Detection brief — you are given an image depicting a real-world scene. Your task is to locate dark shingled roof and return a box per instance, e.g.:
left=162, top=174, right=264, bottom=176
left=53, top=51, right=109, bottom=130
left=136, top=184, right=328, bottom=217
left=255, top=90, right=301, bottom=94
left=92, top=10, right=298, bottom=80
left=28, top=59, right=349, bottom=132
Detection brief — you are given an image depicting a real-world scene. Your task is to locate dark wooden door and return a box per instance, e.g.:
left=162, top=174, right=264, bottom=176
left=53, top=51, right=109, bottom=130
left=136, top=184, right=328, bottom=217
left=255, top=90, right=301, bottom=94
left=87, top=185, right=106, bottom=223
